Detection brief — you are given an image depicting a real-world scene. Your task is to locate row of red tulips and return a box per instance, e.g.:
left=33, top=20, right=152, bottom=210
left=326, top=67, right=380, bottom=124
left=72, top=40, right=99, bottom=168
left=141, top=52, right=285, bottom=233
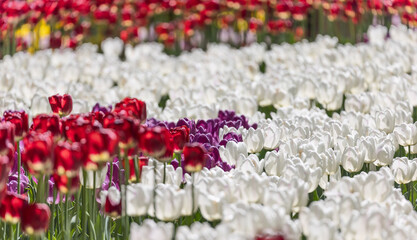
left=1, top=0, right=417, bottom=55
left=0, top=94, right=206, bottom=237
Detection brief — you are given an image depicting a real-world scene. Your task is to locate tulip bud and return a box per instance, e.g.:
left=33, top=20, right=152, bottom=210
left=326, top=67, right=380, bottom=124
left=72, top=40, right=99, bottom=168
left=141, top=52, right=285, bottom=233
left=169, top=126, right=190, bottom=152
left=3, top=110, right=29, bottom=141
left=0, top=192, right=28, bottom=224
left=21, top=203, right=51, bottom=235
left=48, top=94, right=73, bottom=117
left=183, top=143, right=207, bottom=173
left=22, top=132, right=54, bottom=175
left=113, top=97, right=147, bottom=123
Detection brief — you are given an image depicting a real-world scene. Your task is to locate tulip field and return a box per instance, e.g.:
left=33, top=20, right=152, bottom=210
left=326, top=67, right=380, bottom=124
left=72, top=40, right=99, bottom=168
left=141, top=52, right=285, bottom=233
left=2, top=1, right=417, bottom=240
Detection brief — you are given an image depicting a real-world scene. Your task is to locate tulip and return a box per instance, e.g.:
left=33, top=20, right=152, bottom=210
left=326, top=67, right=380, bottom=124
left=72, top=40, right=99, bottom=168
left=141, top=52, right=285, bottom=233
left=341, top=147, right=365, bottom=173
left=375, top=110, right=395, bottom=133
left=101, top=186, right=122, bottom=218
left=103, top=115, right=138, bottom=152
left=62, top=114, right=97, bottom=143
left=138, top=127, right=169, bottom=159
left=22, top=131, right=54, bottom=175
left=219, top=141, right=248, bottom=166
left=0, top=156, right=10, bottom=196
left=130, top=220, right=173, bottom=240
left=0, top=192, right=28, bottom=224
left=52, top=173, right=80, bottom=195
left=149, top=184, right=185, bottom=221
left=243, top=128, right=265, bottom=153
left=3, top=110, right=29, bottom=140
left=394, top=123, right=417, bottom=147
left=183, top=143, right=207, bottom=173
left=128, top=156, right=148, bottom=182
left=169, top=125, right=190, bottom=152
left=48, top=94, right=73, bottom=117
left=85, top=128, right=119, bottom=167
left=0, top=122, right=15, bottom=162
left=21, top=203, right=51, bottom=236
left=54, top=141, right=82, bottom=177
left=126, top=184, right=153, bottom=216
left=114, top=97, right=147, bottom=123
left=31, top=114, right=62, bottom=138
left=391, top=157, right=416, bottom=184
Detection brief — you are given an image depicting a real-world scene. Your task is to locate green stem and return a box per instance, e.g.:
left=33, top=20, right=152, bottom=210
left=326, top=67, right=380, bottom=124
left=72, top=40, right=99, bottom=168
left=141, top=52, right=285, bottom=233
left=153, top=160, right=157, bottom=217
left=92, top=172, right=96, bottom=224
left=408, top=145, right=411, bottom=159
left=192, top=173, right=195, bottom=216
left=163, top=162, right=166, bottom=184
left=36, top=174, right=45, bottom=203
left=123, top=156, right=129, bottom=239
left=134, top=156, right=140, bottom=183
left=109, top=161, right=114, bottom=188
left=65, top=193, right=70, bottom=240
left=82, top=170, right=87, bottom=239
left=50, top=188, right=57, bottom=239
left=17, top=141, right=21, bottom=194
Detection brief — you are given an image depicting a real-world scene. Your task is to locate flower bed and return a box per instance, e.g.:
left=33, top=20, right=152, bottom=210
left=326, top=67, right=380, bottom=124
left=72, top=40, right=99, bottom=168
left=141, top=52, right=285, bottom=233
left=0, top=24, right=417, bottom=239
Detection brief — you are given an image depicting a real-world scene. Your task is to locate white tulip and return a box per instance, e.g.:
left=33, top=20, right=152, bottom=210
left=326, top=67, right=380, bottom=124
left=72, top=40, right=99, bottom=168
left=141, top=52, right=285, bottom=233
left=126, top=184, right=153, bottom=216
left=243, top=128, right=265, bottom=153
left=130, top=220, right=173, bottom=240
left=394, top=123, right=417, bottom=146
left=341, top=147, right=364, bottom=173
left=391, top=157, right=417, bottom=184
left=148, top=184, right=185, bottom=221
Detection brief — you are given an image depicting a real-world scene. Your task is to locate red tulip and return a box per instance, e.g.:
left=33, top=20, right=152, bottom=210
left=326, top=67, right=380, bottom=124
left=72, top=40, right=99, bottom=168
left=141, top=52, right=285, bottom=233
left=128, top=156, right=148, bottom=182
left=102, top=187, right=121, bottom=218
left=48, top=94, right=73, bottom=117
left=31, top=114, right=62, bottom=138
left=183, top=143, right=207, bottom=172
left=103, top=115, right=138, bottom=151
left=0, top=187, right=6, bottom=205
left=21, top=203, right=50, bottom=235
left=54, top=141, right=82, bottom=177
left=0, top=122, right=15, bottom=162
left=169, top=126, right=190, bottom=152
left=52, top=173, right=80, bottom=195
left=0, top=156, right=10, bottom=198
left=157, top=130, right=174, bottom=162
left=113, top=97, right=147, bottom=123
left=22, top=132, right=54, bottom=175
left=0, top=121, right=15, bottom=147
left=0, top=192, right=28, bottom=224
left=138, top=126, right=170, bottom=159
left=86, top=128, right=118, bottom=167
left=62, top=114, right=98, bottom=143
left=3, top=110, right=29, bottom=140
